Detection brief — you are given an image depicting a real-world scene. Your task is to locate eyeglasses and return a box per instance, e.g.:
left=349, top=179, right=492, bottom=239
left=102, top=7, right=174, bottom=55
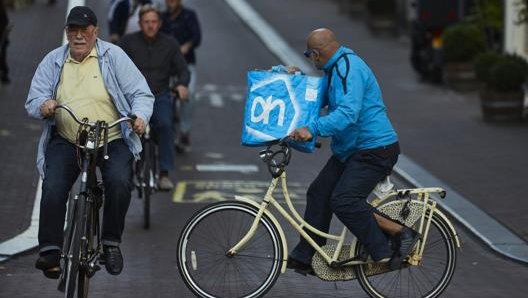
left=65, top=26, right=94, bottom=37
left=303, top=48, right=320, bottom=58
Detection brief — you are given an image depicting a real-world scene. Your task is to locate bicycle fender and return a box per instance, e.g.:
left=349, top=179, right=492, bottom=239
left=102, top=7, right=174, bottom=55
left=235, top=195, right=289, bottom=273
left=432, top=208, right=461, bottom=248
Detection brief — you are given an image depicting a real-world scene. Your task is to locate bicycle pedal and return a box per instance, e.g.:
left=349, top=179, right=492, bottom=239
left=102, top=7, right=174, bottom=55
left=86, top=264, right=101, bottom=278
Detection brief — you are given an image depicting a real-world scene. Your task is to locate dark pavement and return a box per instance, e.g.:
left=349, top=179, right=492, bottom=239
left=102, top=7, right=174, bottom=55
left=0, top=0, right=527, bottom=297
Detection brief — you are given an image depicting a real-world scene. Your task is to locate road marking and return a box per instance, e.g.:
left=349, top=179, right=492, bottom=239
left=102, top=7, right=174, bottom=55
left=0, top=178, right=41, bottom=261
left=173, top=180, right=306, bottom=204
left=195, top=164, right=259, bottom=173
left=223, top=0, right=314, bottom=75
left=209, top=93, right=224, bottom=108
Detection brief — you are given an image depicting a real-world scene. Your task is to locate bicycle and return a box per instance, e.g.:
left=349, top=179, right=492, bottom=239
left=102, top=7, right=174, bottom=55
left=55, top=105, right=136, bottom=298
left=177, top=139, right=461, bottom=298
left=134, top=123, right=158, bottom=229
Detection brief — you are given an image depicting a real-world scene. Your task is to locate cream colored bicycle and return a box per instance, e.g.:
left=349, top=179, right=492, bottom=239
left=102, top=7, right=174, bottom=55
left=177, top=139, right=460, bottom=298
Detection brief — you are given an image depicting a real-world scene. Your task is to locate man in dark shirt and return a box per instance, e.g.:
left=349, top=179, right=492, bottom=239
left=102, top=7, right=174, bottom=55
left=161, top=0, right=201, bottom=153
left=119, top=4, right=190, bottom=190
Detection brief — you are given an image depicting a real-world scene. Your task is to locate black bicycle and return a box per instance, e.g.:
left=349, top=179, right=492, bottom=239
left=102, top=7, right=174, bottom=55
left=135, top=124, right=158, bottom=229
left=55, top=105, right=136, bottom=298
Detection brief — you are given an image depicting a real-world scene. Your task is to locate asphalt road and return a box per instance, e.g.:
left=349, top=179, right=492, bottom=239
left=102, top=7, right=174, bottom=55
left=0, top=0, right=527, bottom=297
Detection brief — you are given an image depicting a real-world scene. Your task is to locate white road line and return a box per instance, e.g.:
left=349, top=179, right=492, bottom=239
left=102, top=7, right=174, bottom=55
left=196, top=164, right=259, bottom=173
left=209, top=93, right=224, bottom=108
left=223, top=0, right=315, bottom=75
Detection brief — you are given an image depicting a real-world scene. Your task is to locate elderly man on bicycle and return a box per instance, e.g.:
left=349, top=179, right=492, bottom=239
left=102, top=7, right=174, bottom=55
left=25, top=6, right=154, bottom=279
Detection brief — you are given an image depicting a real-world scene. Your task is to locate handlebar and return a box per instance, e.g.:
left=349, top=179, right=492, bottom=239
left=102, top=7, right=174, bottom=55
left=259, top=137, right=322, bottom=178
left=56, top=105, right=136, bottom=159
left=56, top=105, right=136, bottom=129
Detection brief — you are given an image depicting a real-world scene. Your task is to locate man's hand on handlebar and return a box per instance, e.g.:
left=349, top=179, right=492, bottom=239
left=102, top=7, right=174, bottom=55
left=132, top=117, right=146, bottom=135
left=173, top=85, right=189, bottom=102
left=39, top=99, right=58, bottom=118
left=289, top=127, right=313, bottom=142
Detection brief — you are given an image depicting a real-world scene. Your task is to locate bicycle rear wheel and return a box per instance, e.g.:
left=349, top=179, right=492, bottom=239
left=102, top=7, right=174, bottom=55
left=177, top=201, right=283, bottom=298
left=64, top=194, right=87, bottom=298
left=355, top=213, right=457, bottom=298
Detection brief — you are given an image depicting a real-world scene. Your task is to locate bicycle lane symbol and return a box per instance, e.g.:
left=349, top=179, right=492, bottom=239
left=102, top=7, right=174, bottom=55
left=172, top=180, right=307, bottom=204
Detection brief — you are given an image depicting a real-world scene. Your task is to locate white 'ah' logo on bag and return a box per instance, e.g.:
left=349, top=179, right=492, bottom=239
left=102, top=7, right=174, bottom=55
left=250, top=95, right=285, bottom=126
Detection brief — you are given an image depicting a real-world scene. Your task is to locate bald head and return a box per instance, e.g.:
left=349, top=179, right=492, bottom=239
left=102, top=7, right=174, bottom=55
left=305, top=28, right=340, bottom=69
left=307, top=28, right=338, bottom=49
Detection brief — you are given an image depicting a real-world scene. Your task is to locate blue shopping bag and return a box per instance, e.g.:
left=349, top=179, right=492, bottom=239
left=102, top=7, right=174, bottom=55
left=241, top=67, right=324, bottom=152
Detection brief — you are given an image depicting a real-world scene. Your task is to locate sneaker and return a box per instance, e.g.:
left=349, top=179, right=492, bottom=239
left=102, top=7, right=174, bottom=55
left=158, top=176, right=174, bottom=191
left=35, top=250, right=61, bottom=279
left=175, top=133, right=191, bottom=153
left=389, top=227, right=421, bottom=270
left=101, top=245, right=123, bottom=275
left=286, top=257, right=314, bottom=276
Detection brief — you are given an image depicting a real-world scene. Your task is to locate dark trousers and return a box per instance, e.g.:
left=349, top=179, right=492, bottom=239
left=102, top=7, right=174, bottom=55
left=290, top=147, right=399, bottom=264
left=150, top=92, right=174, bottom=172
left=38, top=136, right=133, bottom=252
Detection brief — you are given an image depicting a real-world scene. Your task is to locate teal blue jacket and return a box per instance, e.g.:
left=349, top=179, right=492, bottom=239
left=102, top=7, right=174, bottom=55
left=25, top=38, right=154, bottom=177
left=308, top=46, right=398, bottom=161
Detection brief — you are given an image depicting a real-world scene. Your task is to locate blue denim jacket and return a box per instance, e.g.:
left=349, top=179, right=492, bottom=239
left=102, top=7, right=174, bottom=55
left=25, top=38, right=154, bottom=177
left=308, top=46, right=398, bottom=162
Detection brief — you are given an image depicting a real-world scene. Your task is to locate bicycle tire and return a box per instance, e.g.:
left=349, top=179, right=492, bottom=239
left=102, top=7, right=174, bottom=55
left=177, top=201, right=283, bottom=298
left=77, top=197, right=97, bottom=298
left=141, top=141, right=153, bottom=229
left=355, top=212, right=457, bottom=298
left=64, top=194, right=87, bottom=298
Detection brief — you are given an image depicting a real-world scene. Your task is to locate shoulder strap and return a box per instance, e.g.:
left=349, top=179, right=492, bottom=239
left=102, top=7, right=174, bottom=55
left=327, top=53, right=354, bottom=94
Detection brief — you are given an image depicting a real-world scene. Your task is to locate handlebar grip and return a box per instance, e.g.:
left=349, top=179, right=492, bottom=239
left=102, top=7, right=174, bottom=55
left=127, top=113, right=137, bottom=121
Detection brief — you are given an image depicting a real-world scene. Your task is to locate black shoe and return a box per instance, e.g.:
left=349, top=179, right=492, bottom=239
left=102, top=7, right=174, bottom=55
left=35, top=250, right=61, bottom=279
left=101, top=245, right=123, bottom=275
left=286, top=257, right=314, bottom=276
left=389, top=227, right=421, bottom=270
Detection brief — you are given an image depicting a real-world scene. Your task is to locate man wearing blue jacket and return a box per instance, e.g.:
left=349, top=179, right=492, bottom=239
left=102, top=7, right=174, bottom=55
left=26, top=6, right=154, bottom=278
left=287, top=28, right=420, bottom=274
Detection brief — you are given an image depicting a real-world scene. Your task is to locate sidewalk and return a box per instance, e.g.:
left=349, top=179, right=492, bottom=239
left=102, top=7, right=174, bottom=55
left=243, top=0, right=528, bottom=262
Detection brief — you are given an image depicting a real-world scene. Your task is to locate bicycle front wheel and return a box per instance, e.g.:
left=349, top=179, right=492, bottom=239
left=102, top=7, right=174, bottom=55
left=64, top=194, right=87, bottom=298
left=355, top=213, right=457, bottom=298
left=177, top=201, right=283, bottom=298
left=77, top=196, right=98, bottom=298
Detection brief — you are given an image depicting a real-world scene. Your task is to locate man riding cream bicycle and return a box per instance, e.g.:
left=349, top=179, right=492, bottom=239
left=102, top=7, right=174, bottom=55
left=287, top=28, right=420, bottom=274
left=25, top=6, right=153, bottom=279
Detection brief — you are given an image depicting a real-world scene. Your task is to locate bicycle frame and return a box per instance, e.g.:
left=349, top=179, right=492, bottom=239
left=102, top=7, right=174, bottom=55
left=229, top=171, right=460, bottom=274
left=56, top=105, right=135, bottom=297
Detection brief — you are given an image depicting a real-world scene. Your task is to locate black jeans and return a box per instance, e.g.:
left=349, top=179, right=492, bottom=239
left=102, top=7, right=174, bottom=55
left=290, top=144, right=399, bottom=264
left=38, top=135, right=133, bottom=253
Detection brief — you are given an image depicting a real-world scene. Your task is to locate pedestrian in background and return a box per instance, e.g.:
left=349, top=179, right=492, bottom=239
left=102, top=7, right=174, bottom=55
left=161, top=0, right=201, bottom=153
left=26, top=6, right=153, bottom=279
left=0, top=0, right=10, bottom=84
left=119, top=4, right=190, bottom=191
left=108, top=0, right=136, bottom=44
